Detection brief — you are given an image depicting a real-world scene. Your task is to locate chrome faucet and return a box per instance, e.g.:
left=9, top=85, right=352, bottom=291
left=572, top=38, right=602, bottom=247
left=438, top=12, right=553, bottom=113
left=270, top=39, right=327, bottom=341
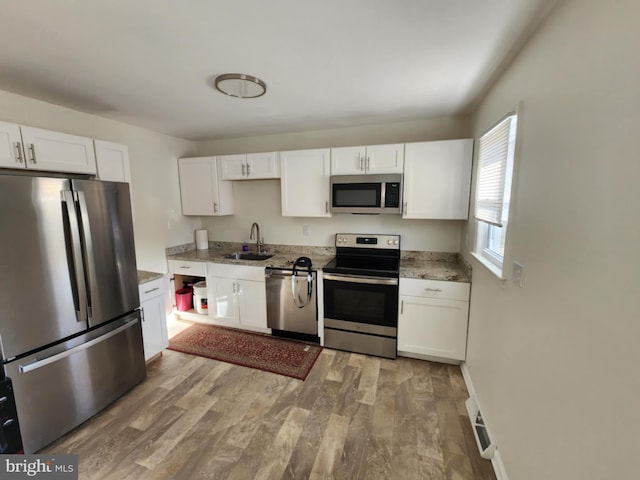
left=249, top=222, right=264, bottom=253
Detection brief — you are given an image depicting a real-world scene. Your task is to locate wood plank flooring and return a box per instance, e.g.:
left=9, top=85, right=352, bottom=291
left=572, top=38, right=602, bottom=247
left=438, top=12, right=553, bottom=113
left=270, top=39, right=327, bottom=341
left=44, top=349, right=496, bottom=480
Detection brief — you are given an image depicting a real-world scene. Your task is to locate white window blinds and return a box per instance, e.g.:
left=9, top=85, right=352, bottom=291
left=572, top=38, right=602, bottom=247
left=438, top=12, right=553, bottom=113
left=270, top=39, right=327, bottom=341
left=474, top=114, right=516, bottom=226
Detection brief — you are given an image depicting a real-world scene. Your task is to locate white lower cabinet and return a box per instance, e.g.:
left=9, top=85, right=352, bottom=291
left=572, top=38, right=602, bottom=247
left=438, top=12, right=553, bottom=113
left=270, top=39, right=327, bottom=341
left=207, top=263, right=268, bottom=333
left=397, top=278, right=470, bottom=363
left=138, top=277, right=169, bottom=361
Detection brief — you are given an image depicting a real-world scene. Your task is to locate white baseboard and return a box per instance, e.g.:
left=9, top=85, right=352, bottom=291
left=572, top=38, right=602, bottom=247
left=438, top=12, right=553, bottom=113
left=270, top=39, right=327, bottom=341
left=460, top=363, right=509, bottom=480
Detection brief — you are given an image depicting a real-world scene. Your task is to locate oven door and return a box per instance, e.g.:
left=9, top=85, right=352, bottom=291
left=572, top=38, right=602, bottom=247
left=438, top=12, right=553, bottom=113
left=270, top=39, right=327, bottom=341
left=323, top=273, right=398, bottom=333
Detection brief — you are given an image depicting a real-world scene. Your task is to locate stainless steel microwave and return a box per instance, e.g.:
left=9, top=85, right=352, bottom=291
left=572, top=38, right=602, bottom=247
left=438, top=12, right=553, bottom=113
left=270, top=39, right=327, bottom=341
left=330, top=174, right=403, bottom=214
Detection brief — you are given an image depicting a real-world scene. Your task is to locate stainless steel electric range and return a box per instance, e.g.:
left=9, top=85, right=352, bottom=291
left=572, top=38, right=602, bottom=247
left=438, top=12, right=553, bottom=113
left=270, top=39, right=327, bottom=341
left=322, top=233, right=400, bottom=359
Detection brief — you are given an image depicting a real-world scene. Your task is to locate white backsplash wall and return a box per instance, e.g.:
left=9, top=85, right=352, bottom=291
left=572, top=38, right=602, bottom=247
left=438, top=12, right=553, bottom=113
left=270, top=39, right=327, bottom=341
left=200, top=180, right=463, bottom=252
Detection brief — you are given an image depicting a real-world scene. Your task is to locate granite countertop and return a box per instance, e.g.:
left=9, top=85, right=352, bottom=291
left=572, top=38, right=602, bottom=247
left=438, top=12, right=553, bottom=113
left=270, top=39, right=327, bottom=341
left=166, top=241, right=471, bottom=283
left=167, top=245, right=335, bottom=272
left=137, top=270, right=164, bottom=284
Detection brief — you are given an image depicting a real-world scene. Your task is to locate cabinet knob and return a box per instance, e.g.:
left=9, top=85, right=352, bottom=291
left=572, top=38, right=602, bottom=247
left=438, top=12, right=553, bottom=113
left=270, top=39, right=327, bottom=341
left=213, top=202, right=218, bottom=213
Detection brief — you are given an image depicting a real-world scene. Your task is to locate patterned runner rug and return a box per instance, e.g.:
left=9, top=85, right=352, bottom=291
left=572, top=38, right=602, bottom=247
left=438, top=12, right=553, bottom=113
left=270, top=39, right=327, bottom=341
left=168, top=323, right=322, bottom=380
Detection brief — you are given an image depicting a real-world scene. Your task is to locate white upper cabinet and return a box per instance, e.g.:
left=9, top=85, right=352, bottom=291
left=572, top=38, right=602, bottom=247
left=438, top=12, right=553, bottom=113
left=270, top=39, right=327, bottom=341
left=403, top=139, right=473, bottom=220
left=178, top=156, right=233, bottom=216
left=0, top=121, right=97, bottom=174
left=219, top=151, right=281, bottom=180
left=281, top=148, right=332, bottom=217
left=331, top=143, right=404, bottom=175
left=94, top=140, right=131, bottom=183
left=0, top=121, right=24, bottom=168
left=20, top=126, right=97, bottom=174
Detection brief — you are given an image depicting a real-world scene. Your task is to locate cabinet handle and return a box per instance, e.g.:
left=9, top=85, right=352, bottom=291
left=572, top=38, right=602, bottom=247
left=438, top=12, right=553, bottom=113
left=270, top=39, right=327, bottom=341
left=366, top=156, right=370, bottom=171
left=403, top=202, right=407, bottom=214
left=424, top=288, right=443, bottom=293
left=400, top=299, right=404, bottom=315
left=141, top=308, right=145, bottom=322
left=242, top=164, right=246, bottom=176
left=28, top=144, right=36, bottom=164
left=325, top=201, right=329, bottom=214
left=246, top=163, right=251, bottom=176
left=213, top=202, right=218, bottom=213
left=144, top=287, right=159, bottom=294
left=359, top=156, right=364, bottom=171
left=181, top=265, right=191, bottom=269
left=14, top=142, right=23, bottom=163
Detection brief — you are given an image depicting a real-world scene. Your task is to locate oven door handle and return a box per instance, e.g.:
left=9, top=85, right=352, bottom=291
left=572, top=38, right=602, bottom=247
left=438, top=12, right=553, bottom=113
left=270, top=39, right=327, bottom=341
left=323, top=273, right=398, bottom=286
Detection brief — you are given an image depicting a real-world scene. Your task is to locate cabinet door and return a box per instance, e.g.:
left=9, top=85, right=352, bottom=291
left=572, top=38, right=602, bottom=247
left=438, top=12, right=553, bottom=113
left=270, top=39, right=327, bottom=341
left=20, top=126, right=97, bottom=174
left=330, top=146, right=366, bottom=174
left=237, top=279, right=267, bottom=329
left=209, top=276, right=240, bottom=326
left=281, top=148, right=331, bottom=217
left=94, top=140, right=131, bottom=183
left=398, top=295, right=469, bottom=361
left=366, top=144, right=404, bottom=173
left=403, top=139, right=473, bottom=219
left=219, top=154, right=247, bottom=179
left=141, top=294, right=168, bottom=361
left=0, top=121, right=25, bottom=169
left=178, top=157, right=233, bottom=216
left=246, top=152, right=280, bottom=179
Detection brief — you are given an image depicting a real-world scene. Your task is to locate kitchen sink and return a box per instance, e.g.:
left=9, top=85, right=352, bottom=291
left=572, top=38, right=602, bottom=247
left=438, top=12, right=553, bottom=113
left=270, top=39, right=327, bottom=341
left=223, top=252, right=274, bottom=261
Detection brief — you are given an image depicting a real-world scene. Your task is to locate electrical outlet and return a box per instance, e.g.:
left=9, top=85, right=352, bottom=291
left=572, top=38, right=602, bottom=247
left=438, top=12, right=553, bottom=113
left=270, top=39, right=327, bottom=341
left=512, top=262, right=524, bottom=287
left=302, top=224, right=310, bottom=236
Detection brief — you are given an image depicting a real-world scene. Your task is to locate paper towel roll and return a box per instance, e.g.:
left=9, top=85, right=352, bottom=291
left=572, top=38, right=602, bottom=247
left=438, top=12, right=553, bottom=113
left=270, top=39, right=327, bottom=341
left=195, top=229, right=209, bottom=250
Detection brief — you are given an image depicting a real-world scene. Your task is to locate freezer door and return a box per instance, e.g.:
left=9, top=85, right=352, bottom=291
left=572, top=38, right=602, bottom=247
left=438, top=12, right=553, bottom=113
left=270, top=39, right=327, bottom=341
left=72, top=179, right=139, bottom=328
left=0, top=175, right=88, bottom=360
left=5, top=313, right=145, bottom=453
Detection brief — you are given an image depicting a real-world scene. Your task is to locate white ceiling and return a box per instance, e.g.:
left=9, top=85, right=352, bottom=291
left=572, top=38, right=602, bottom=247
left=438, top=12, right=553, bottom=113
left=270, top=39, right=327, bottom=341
left=0, top=1, right=555, bottom=141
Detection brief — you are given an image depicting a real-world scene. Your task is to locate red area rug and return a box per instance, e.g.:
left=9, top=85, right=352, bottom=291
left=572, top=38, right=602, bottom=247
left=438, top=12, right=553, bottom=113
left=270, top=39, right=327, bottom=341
left=168, top=324, right=322, bottom=380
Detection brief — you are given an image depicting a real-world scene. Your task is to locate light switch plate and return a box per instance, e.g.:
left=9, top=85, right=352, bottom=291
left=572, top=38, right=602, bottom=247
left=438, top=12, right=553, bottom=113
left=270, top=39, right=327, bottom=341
left=512, top=262, right=524, bottom=287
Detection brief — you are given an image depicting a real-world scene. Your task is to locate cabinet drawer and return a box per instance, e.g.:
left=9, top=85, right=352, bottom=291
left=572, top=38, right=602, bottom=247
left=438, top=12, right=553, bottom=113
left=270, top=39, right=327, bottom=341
left=399, top=278, right=470, bottom=301
left=138, top=278, right=164, bottom=303
left=167, top=259, right=207, bottom=277
left=208, top=263, right=265, bottom=282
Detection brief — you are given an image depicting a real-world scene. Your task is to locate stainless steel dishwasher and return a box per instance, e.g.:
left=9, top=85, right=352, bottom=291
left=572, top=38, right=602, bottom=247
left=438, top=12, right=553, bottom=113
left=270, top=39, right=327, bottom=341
left=265, top=257, right=319, bottom=343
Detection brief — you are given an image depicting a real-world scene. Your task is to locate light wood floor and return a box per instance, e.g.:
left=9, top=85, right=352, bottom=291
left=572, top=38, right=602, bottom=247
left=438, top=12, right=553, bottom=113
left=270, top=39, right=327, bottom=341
left=44, top=348, right=496, bottom=479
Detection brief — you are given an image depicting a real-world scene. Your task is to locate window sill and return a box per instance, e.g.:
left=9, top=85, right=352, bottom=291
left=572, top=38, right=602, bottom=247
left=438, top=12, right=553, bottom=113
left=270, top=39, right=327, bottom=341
left=470, top=251, right=506, bottom=280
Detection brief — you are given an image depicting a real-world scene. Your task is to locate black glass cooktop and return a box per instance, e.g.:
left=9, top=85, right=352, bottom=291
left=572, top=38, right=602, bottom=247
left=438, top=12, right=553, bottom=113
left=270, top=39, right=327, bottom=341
left=323, top=254, right=400, bottom=278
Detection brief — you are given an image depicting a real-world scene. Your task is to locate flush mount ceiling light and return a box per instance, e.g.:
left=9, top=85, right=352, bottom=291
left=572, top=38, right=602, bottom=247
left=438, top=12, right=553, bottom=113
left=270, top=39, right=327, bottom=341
left=214, top=73, right=267, bottom=98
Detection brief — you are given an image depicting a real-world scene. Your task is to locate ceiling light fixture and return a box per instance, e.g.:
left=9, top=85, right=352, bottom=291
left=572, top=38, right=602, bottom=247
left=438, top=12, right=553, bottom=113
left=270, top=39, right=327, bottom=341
left=214, top=73, right=267, bottom=98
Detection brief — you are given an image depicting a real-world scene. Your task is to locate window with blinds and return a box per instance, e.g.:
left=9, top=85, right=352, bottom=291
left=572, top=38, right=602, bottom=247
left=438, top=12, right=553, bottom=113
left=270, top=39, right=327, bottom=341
left=473, top=112, right=518, bottom=276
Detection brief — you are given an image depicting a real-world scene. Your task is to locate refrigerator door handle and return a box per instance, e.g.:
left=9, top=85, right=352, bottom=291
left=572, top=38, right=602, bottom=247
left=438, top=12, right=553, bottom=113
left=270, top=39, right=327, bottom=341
left=75, top=190, right=95, bottom=318
left=62, top=190, right=88, bottom=323
left=18, top=318, right=140, bottom=374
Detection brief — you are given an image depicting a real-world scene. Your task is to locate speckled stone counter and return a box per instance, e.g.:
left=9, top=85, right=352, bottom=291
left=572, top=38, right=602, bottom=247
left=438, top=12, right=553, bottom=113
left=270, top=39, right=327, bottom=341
left=400, top=251, right=471, bottom=282
left=166, top=242, right=472, bottom=283
left=137, top=270, right=164, bottom=284
left=166, top=242, right=335, bottom=271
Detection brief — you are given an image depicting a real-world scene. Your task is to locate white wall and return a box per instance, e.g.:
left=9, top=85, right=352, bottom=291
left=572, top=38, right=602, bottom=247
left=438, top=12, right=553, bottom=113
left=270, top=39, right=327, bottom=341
left=0, top=90, right=198, bottom=273
left=198, top=116, right=471, bottom=251
left=463, top=1, right=640, bottom=479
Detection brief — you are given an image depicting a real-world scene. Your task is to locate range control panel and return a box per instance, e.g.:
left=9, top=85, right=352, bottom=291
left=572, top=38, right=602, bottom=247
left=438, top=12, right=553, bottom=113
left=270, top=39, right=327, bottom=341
left=335, top=233, right=400, bottom=249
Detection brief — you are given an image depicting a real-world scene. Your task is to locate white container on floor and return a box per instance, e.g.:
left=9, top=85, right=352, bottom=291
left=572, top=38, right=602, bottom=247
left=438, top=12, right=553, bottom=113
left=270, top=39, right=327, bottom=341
left=193, top=281, right=208, bottom=314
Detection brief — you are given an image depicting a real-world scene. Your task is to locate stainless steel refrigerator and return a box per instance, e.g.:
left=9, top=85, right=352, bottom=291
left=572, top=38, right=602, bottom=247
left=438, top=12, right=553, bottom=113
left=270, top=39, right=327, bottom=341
left=0, top=173, right=146, bottom=453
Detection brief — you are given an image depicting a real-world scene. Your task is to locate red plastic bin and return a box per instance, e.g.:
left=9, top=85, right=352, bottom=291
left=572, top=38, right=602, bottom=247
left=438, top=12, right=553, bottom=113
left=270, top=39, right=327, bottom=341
left=175, top=288, right=193, bottom=311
